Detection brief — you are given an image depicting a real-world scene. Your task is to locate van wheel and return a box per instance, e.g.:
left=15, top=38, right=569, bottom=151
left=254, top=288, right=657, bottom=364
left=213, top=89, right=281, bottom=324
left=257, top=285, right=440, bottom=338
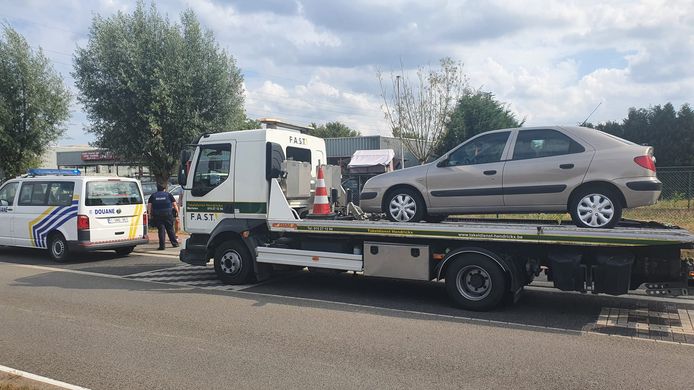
left=384, top=188, right=425, bottom=223
left=115, top=246, right=135, bottom=256
left=570, top=187, right=622, bottom=229
left=48, top=233, right=69, bottom=262
left=445, top=254, right=506, bottom=311
left=214, top=241, right=254, bottom=284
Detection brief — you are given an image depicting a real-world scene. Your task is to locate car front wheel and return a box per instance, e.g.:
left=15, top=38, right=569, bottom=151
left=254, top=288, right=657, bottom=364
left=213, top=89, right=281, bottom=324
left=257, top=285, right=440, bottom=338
left=384, top=188, right=425, bottom=223
left=570, top=188, right=623, bottom=229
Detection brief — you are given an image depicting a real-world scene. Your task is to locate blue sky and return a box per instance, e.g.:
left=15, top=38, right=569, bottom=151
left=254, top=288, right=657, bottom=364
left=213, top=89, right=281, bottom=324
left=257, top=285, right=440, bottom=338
left=2, top=0, right=693, bottom=145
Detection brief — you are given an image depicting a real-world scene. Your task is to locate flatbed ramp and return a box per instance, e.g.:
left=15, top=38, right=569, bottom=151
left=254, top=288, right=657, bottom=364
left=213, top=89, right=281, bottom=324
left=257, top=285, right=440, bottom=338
left=268, top=218, right=694, bottom=247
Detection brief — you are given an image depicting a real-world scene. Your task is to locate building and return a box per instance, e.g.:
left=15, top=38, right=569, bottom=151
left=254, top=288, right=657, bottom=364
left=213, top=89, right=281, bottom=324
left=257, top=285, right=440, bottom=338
left=37, top=145, right=153, bottom=179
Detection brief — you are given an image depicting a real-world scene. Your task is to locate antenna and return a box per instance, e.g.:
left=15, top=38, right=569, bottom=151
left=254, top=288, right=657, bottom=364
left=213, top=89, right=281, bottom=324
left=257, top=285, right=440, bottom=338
left=580, top=102, right=602, bottom=126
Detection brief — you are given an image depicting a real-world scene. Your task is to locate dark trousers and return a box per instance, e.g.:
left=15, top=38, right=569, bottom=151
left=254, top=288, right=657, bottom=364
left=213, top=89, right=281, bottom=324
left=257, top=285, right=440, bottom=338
left=154, top=212, right=177, bottom=248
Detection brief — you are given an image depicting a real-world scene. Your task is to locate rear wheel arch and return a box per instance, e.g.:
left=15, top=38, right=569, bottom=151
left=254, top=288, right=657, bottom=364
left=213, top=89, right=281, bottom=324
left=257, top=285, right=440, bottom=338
left=568, top=181, right=627, bottom=209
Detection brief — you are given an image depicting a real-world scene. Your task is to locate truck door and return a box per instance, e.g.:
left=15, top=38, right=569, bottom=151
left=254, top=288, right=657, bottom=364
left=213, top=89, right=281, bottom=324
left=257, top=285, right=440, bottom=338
left=0, top=181, right=19, bottom=245
left=186, top=142, right=235, bottom=232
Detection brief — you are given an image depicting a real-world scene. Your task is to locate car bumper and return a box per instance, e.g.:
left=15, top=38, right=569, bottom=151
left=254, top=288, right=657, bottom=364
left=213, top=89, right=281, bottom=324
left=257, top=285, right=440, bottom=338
left=68, top=238, right=149, bottom=252
left=614, top=177, right=662, bottom=207
left=358, top=190, right=384, bottom=213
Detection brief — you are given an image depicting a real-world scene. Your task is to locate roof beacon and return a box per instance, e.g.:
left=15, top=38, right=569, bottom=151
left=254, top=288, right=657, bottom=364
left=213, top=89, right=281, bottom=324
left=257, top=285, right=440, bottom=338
left=27, top=168, right=81, bottom=176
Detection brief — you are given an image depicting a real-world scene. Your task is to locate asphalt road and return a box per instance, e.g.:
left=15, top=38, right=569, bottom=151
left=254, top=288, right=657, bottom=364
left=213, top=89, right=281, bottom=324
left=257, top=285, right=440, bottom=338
left=1, top=246, right=694, bottom=390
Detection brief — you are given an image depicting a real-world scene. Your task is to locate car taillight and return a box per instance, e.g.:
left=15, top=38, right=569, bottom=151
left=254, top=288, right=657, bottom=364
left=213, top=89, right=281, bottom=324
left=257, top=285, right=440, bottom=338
left=77, top=215, right=90, bottom=230
left=634, top=155, right=656, bottom=172
left=143, top=212, right=148, bottom=227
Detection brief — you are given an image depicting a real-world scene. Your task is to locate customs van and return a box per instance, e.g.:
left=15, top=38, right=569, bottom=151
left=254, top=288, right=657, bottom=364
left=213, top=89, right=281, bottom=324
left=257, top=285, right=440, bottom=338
left=0, top=169, right=148, bottom=261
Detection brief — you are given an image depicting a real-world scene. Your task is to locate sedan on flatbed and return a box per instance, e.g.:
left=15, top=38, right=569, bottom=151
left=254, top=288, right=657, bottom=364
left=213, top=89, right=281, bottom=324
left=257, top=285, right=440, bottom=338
left=359, top=126, right=661, bottom=228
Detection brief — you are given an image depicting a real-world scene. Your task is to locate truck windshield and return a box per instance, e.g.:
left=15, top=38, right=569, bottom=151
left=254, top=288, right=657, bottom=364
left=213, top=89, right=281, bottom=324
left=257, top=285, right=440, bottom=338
left=86, top=181, right=143, bottom=206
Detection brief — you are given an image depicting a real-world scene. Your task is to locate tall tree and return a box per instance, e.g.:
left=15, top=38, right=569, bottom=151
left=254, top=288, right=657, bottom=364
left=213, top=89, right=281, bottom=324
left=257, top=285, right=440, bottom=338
left=73, top=2, right=246, bottom=185
left=596, top=103, right=694, bottom=166
left=379, top=58, right=467, bottom=164
left=308, top=121, right=360, bottom=138
left=435, top=89, right=523, bottom=156
left=0, top=25, right=70, bottom=178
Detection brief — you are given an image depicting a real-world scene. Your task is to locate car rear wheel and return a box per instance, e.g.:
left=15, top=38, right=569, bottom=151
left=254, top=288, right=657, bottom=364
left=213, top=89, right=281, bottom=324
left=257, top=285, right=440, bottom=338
left=570, top=187, right=623, bottom=229
left=384, top=188, right=425, bottom=223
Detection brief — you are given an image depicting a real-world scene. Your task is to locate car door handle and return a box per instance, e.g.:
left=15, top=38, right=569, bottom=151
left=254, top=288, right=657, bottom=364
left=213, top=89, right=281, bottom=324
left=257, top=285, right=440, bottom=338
left=483, top=170, right=497, bottom=175
left=559, top=164, right=574, bottom=169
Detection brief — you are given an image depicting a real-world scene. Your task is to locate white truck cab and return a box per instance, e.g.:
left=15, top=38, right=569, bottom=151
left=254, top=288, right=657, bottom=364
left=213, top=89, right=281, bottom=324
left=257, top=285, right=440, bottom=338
left=0, top=169, right=148, bottom=261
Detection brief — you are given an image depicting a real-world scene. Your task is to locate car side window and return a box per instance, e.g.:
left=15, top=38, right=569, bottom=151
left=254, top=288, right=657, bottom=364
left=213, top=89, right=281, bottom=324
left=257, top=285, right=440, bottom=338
left=447, top=131, right=510, bottom=166
left=0, top=182, right=19, bottom=206
left=18, top=182, right=50, bottom=206
left=513, top=129, right=585, bottom=160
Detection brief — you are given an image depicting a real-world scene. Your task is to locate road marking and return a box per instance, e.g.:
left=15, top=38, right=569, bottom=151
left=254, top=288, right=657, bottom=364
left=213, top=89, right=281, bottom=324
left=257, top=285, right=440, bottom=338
left=0, top=364, right=90, bottom=390
left=3, top=261, right=694, bottom=347
left=131, top=251, right=180, bottom=259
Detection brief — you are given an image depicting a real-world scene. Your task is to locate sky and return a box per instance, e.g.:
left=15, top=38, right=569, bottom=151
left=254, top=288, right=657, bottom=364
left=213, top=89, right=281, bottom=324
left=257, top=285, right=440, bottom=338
left=2, top=0, right=693, bottom=145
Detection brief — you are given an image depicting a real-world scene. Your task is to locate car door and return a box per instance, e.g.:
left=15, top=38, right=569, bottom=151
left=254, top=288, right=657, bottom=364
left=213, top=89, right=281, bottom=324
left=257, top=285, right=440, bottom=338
left=0, top=181, right=20, bottom=245
left=426, top=131, right=511, bottom=212
left=13, top=181, right=52, bottom=248
left=502, top=128, right=595, bottom=208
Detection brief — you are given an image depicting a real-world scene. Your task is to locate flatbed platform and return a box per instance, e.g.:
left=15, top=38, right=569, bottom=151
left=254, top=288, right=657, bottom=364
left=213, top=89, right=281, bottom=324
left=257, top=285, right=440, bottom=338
left=268, top=218, right=694, bottom=247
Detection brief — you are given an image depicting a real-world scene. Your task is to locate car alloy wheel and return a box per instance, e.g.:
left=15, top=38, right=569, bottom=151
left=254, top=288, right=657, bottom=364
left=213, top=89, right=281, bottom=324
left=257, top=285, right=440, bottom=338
left=389, top=194, right=417, bottom=222
left=577, top=193, right=615, bottom=228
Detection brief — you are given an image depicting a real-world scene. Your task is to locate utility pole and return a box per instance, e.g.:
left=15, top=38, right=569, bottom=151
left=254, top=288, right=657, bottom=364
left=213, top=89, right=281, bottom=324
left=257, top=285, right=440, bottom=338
left=396, top=75, right=404, bottom=170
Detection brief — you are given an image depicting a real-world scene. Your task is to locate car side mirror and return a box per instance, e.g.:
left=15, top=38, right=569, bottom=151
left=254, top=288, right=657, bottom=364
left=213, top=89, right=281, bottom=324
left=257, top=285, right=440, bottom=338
left=436, top=156, right=449, bottom=168
left=0, top=200, right=8, bottom=206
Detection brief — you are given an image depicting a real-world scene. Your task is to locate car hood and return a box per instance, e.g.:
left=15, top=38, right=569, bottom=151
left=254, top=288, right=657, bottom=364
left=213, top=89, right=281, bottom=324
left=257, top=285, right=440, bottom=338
left=362, top=164, right=430, bottom=189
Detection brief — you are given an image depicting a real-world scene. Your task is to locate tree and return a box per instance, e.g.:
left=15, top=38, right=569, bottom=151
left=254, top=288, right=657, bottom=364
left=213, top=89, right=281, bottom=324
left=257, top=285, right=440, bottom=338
left=73, top=2, right=246, bottom=185
left=308, top=121, right=360, bottom=138
left=596, top=103, right=694, bottom=166
left=379, top=57, right=467, bottom=164
left=0, top=25, right=70, bottom=178
left=434, top=89, right=524, bottom=156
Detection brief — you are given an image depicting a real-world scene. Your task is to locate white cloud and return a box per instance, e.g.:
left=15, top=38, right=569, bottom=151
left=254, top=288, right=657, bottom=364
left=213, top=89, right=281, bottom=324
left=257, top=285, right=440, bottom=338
left=2, top=0, right=693, bottom=144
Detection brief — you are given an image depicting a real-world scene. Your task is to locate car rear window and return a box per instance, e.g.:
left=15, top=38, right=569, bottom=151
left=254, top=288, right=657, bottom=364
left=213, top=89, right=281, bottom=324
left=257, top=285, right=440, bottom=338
left=86, top=181, right=143, bottom=206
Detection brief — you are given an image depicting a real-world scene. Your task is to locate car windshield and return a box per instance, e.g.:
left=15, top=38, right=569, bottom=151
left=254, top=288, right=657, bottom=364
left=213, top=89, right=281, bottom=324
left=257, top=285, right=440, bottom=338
left=86, top=180, right=143, bottom=206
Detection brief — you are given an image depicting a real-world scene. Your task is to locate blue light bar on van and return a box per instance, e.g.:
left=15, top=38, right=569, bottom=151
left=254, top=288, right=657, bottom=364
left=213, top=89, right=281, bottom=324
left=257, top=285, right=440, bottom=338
left=27, top=169, right=81, bottom=176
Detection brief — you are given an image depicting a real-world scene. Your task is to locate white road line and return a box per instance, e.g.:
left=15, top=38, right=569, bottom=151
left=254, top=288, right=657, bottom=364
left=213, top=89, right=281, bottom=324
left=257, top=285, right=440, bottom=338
left=131, top=251, right=179, bottom=259
left=2, top=262, right=693, bottom=347
left=0, top=364, right=90, bottom=390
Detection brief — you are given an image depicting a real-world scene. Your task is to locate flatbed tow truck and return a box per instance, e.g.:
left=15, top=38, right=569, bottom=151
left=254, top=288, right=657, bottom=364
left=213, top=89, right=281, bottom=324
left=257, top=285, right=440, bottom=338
left=178, top=124, right=694, bottom=310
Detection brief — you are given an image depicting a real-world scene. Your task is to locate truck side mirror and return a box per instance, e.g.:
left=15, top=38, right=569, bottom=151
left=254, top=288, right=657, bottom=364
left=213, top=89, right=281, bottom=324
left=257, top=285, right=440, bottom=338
left=266, top=142, right=286, bottom=180
left=178, top=149, right=192, bottom=188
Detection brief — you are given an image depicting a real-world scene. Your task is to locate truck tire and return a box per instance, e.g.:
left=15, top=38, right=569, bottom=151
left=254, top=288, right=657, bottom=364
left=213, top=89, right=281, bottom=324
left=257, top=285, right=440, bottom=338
left=214, top=240, right=254, bottom=284
left=48, top=233, right=70, bottom=263
left=444, top=254, right=506, bottom=311
left=569, top=187, right=622, bottom=229
left=384, top=187, right=425, bottom=223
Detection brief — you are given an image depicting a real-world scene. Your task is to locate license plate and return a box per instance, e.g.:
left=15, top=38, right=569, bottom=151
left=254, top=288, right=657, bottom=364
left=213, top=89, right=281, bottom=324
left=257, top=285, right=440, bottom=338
left=108, top=217, right=129, bottom=224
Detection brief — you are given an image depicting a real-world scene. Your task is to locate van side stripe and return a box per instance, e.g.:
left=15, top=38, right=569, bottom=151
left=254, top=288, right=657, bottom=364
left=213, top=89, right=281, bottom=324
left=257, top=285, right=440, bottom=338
left=29, top=207, right=57, bottom=247
left=35, top=206, right=78, bottom=248
left=33, top=206, right=71, bottom=246
left=36, top=208, right=78, bottom=248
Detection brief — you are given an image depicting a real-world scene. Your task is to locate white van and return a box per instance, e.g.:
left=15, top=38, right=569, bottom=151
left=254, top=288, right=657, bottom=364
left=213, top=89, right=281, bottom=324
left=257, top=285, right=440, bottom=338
left=0, top=170, right=149, bottom=261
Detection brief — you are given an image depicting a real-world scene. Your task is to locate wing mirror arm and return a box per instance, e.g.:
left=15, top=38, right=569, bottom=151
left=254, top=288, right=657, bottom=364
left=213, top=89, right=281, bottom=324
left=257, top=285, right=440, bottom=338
left=436, top=156, right=449, bottom=168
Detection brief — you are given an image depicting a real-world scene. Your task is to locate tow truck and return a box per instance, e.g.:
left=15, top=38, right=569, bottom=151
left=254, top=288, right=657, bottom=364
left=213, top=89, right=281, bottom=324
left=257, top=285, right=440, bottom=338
left=178, top=121, right=694, bottom=310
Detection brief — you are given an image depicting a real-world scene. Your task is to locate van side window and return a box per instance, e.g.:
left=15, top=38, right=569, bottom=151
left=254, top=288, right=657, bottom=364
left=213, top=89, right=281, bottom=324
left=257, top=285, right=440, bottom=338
left=192, top=144, right=232, bottom=197
left=18, top=182, right=50, bottom=206
left=0, top=182, right=19, bottom=206
left=47, top=182, right=75, bottom=206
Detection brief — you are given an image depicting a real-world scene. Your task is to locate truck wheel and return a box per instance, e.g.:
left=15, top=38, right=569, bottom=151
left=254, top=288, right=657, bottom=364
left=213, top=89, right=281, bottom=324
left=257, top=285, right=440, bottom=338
left=445, top=254, right=506, bottom=311
left=48, top=233, right=70, bottom=262
left=115, top=246, right=135, bottom=256
left=214, top=241, right=254, bottom=284
left=384, top=188, right=425, bottom=223
left=570, top=187, right=622, bottom=229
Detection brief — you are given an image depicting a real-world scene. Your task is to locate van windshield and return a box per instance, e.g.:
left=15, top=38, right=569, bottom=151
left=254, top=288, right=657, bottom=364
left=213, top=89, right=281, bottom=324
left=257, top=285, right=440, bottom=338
left=86, top=181, right=143, bottom=206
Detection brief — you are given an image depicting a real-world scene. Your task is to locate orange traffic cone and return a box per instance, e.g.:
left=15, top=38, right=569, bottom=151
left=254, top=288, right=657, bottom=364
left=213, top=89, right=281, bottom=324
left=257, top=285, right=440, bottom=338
left=308, top=165, right=334, bottom=218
